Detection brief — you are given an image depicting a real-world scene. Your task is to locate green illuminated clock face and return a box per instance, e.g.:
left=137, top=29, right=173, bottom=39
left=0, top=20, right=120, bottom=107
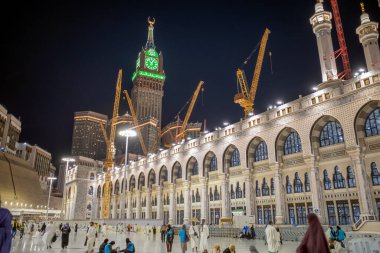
left=145, top=57, right=158, bottom=70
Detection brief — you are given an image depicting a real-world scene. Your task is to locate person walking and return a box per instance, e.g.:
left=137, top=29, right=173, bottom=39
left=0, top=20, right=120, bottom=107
left=0, top=208, right=12, bottom=253
left=43, top=221, right=55, bottom=249
left=265, top=221, right=279, bottom=253
left=19, top=222, right=25, bottom=239
left=199, top=219, right=210, bottom=253
left=250, top=225, right=256, bottom=239
left=86, top=222, right=97, bottom=253
left=40, top=222, right=47, bottom=235
left=336, top=226, right=346, bottom=248
left=189, top=221, right=199, bottom=252
left=161, top=224, right=167, bottom=242
left=74, top=223, right=78, bottom=233
left=165, top=224, right=174, bottom=253
left=61, top=223, right=71, bottom=249
left=11, top=220, right=18, bottom=238
left=120, top=238, right=135, bottom=253
left=99, top=238, right=109, bottom=253
left=296, top=213, right=329, bottom=253
left=179, top=224, right=188, bottom=253
left=223, top=244, right=236, bottom=253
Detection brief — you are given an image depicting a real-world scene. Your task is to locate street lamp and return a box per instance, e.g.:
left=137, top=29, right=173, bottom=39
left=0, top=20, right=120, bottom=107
left=119, top=129, right=137, bottom=166
left=46, top=177, right=57, bottom=219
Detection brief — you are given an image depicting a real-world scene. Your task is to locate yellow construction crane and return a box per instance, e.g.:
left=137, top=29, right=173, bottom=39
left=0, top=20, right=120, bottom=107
left=122, top=90, right=148, bottom=156
left=100, top=69, right=122, bottom=219
left=234, top=28, right=270, bottom=118
left=175, top=81, right=204, bottom=142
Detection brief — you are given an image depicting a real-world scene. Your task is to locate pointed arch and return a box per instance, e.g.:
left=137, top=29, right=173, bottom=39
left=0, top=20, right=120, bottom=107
left=148, top=169, right=156, bottom=188
left=275, top=127, right=302, bottom=161
left=138, top=172, right=145, bottom=190
left=247, top=136, right=268, bottom=168
left=129, top=175, right=136, bottom=191
left=203, top=151, right=217, bottom=178
left=186, top=156, right=199, bottom=180
left=354, top=100, right=380, bottom=146
left=114, top=179, right=120, bottom=195
left=223, top=144, right=240, bottom=173
left=172, top=161, right=182, bottom=183
left=159, top=165, right=168, bottom=185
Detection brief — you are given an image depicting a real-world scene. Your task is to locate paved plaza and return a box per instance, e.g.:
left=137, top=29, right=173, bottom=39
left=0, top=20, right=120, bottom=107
left=11, top=229, right=299, bottom=253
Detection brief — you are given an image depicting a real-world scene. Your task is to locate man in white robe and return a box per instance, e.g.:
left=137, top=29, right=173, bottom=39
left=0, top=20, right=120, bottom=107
left=189, top=221, right=199, bottom=252
left=86, top=222, right=97, bottom=253
left=42, top=221, right=55, bottom=249
left=199, top=219, right=209, bottom=253
left=265, top=221, right=279, bottom=253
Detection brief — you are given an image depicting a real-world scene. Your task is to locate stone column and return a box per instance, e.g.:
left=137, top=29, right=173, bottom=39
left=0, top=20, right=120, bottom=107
left=111, top=196, right=117, bottom=219
left=305, top=156, right=325, bottom=223
left=92, top=194, right=99, bottom=219
left=243, top=170, right=254, bottom=217
left=120, top=170, right=126, bottom=218
left=220, top=174, right=231, bottom=218
left=146, top=188, right=152, bottom=219
left=136, top=190, right=142, bottom=219
left=200, top=177, right=208, bottom=221
left=348, top=147, right=375, bottom=218
left=169, top=184, right=176, bottom=224
left=127, top=192, right=132, bottom=219
left=273, top=163, right=285, bottom=224
left=157, top=186, right=163, bottom=219
left=183, top=181, right=191, bottom=224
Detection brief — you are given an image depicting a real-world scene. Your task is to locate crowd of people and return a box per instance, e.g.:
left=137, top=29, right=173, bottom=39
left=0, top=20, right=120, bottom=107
left=1, top=206, right=350, bottom=253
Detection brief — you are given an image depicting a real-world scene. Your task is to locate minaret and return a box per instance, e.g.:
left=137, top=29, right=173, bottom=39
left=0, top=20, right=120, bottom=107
left=310, top=1, right=338, bottom=82
left=356, top=3, right=380, bottom=72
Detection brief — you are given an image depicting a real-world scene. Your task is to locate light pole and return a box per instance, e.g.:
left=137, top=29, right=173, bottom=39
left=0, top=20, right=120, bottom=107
left=61, top=157, right=75, bottom=219
left=119, top=129, right=136, bottom=218
left=46, top=177, right=57, bottom=219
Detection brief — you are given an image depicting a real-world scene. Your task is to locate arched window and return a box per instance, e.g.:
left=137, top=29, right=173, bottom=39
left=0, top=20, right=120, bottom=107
left=270, top=178, right=274, bottom=195
left=210, top=156, right=217, bottom=171
left=243, top=182, right=246, bottom=198
left=209, top=188, right=213, bottom=201
left=255, top=142, right=268, bottom=162
left=320, top=121, right=344, bottom=147
left=262, top=178, right=270, bottom=196
left=88, top=186, right=93, bottom=195
left=333, top=166, right=346, bottom=189
left=214, top=186, right=220, bottom=201
left=195, top=189, right=200, bottom=202
left=323, top=170, right=331, bottom=190
left=286, top=176, right=292, bottom=194
left=371, top=162, right=380, bottom=185
left=255, top=181, right=261, bottom=197
left=114, top=180, right=120, bottom=195
left=180, top=192, right=184, bottom=204
left=192, top=191, right=195, bottom=203
left=230, top=185, right=235, bottom=199
left=365, top=108, right=380, bottom=137
left=347, top=166, right=356, bottom=188
left=231, top=149, right=240, bottom=167
left=305, top=173, right=310, bottom=192
left=284, top=132, right=302, bottom=155
left=294, top=172, right=303, bottom=193
left=236, top=182, right=242, bottom=198
left=87, top=203, right=92, bottom=211
left=193, top=161, right=199, bottom=175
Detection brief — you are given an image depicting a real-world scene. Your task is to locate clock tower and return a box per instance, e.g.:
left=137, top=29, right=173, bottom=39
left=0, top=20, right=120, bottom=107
left=131, top=17, right=165, bottom=154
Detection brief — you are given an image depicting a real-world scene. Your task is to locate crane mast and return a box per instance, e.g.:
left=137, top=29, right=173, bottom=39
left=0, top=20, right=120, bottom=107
left=175, top=81, right=204, bottom=142
left=234, top=28, right=270, bottom=118
left=101, top=69, right=122, bottom=219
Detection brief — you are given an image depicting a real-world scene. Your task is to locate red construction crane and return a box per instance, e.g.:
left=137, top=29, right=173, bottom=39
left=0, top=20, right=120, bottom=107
left=330, top=0, right=352, bottom=79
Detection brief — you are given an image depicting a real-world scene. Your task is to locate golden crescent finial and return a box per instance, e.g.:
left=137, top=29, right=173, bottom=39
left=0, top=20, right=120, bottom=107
left=148, top=16, right=155, bottom=26
left=360, top=2, right=365, bottom=13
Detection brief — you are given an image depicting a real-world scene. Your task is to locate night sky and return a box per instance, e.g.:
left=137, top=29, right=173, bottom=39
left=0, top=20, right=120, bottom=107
left=1, top=0, right=379, bottom=172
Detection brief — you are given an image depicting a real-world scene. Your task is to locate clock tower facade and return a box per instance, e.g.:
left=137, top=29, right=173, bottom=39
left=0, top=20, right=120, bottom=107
left=131, top=17, right=165, bottom=154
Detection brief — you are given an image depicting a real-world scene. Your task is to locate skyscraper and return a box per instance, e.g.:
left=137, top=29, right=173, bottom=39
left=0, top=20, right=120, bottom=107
left=131, top=17, right=165, bottom=154
left=71, top=111, right=108, bottom=160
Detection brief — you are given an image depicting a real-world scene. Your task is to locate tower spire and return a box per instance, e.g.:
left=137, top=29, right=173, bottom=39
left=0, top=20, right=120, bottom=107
left=145, top=17, right=156, bottom=49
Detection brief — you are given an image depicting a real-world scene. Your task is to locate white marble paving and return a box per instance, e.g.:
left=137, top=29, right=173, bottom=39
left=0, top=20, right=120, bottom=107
left=11, top=229, right=299, bottom=253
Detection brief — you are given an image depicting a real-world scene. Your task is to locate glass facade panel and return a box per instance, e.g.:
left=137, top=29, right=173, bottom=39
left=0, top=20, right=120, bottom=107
left=351, top=202, right=360, bottom=223
left=337, top=202, right=351, bottom=225
left=371, top=162, right=380, bottom=185
left=294, top=172, right=303, bottom=193
left=296, top=204, right=307, bottom=225
left=327, top=203, right=336, bottom=226
left=210, top=156, right=217, bottom=171
left=231, top=149, right=240, bottom=167
left=264, top=206, right=272, bottom=224
left=257, top=206, right=263, bottom=224
left=262, top=178, right=270, bottom=196
left=320, top=121, right=344, bottom=147
left=288, top=205, right=295, bottom=225
left=365, top=108, right=380, bottom=137
left=333, top=166, right=346, bottom=189
left=284, top=132, right=302, bottom=155
left=347, top=166, right=356, bottom=188
left=255, top=141, right=268, bottom=161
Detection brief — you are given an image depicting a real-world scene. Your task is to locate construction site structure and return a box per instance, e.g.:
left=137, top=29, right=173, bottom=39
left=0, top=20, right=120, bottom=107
left=161, top=121, right=202, bottom=148
left=100, top=69, right=122, bottom=219
left=234, top=28, right=270, bottom=118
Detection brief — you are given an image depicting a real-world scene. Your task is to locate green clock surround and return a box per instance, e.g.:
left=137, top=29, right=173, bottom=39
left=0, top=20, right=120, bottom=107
left=145, top=57, right=158, bottom=70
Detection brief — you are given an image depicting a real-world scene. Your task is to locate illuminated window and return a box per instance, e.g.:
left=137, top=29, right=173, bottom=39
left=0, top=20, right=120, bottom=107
left=305, top=173, right=310, bottom=192
left=255, top=141, right=268, bottom=162
left=230, top=185, right=235, bottom=199
left=196, top=189, right=200, bottom=202
left=320, top=121, right=344, bottom=147
left=365, top=108, right=380, bottom=137
left=236, top=182, right=243, bottom=198
left=262, top=178, right=270, bottom=196
left=333, top=166, right=346, bottom=189
left=270, top=178, right=274, bottom=195
left=294, top=172, right=303, bottom=193
left=371, top=162, right=380, bottom=185
left=209, top=188, right=213, bottom=201
left=193, top=161, right=199, bottom=175
left=230, top=149, right=240, bottom=167
left=214, top=186, right=220, bottom=201
left=255, top=181, right=261, bottom=197
left=323, top=170, right=331, bottom=190
left=210, top=156, right=217, bottom=171
left=286, top=176, right=292, bottom=194
left=284, top=132, right=302, bottom=155
left=347, top=166, right=356, bottom=188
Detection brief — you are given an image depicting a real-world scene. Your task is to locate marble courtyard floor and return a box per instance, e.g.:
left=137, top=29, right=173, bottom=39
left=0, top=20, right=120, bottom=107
left=11, top=229, right=300, bottom=253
